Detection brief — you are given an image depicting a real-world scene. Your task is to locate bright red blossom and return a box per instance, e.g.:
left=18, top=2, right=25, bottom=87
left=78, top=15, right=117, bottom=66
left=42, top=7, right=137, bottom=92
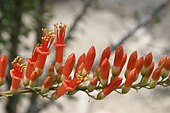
left=0, top=54, right=8, bottom=79
left=151, top=67, right=162, bottom=81
left=124, top=69, right=137, bottom=87
left=99, top=47, right=111, bottom=67
left=63, top=53, right=76, bottom=79
left=144, top=52, right=153, bottom=67
left=84, top=46, right=96, bottom=73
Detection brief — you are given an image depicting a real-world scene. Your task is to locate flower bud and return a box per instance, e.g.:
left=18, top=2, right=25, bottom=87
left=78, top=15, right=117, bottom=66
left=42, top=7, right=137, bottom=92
left=149, top=67, right=161, bottom=88
left=122, top=69, right=137, bottom=94
left=62, top=53, right=75, bottom=79
left=141, top=52, right=153, bottom=76
left=97, top=77, right=122, bottom=100
left=0, top=54, right=8, bottom=86
left=87, top=77, right=98, bottom=92
left=41, top=76, right=52, bottom=94
left=99, top=47, right=111, bottom=67
left=84, top=46, right=96, bottom=73
left=99, top=58, right=110, bottom=86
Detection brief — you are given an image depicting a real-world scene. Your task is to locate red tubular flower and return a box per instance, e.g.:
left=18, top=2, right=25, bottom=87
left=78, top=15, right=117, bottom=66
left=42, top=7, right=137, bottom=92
left=97, top=77, right=122, bottom=99
left=160, top=58, right=170, bottom=79
left=112, top=45, right=124, bottom=77
left=29, top=71, right=39, bottom=87
left=144, top=52, right=153, bottom=67
left=87, top=76, right=98, bottom=92
left=0, top=54, right=8, bottom=85
left=141, top=62, right=154, bottom=84
left=163, top=58, right=170, bottom=71
left=151, top=67, right=162, bottom=81
left=99, top=58, right=110, bottom=86
left=134, top=56, right=144, bottom=74
left=122, top=69, right=137, bottom=93
left=35, top=30, right=55, bottom=75
left=74, top=53, right=86, bottom=77
left=24, top=46, right=38, bottom=86
left=149, top=67, right=161, bottom=88
left=41, top=76, right=52, bottom=94
left=54, top=23, right=67, bottom=65
left=141, top=52, right=153, bottom=76
left=84, top=46, right=96, bottom=74
left=10, top=56, right=26, bottom=93
left=99, top=47, right=111, bottom=67
left=158, top=55, right=168, bottom=66
left=62, top=53, right=76, bottom=79
left=113, top=45, right=124, bottom=67
left=127, top=51, right=138, bottom=70
left=51, top=79, right=77, bottom=100
left=119, top=53, right=127, bottom=74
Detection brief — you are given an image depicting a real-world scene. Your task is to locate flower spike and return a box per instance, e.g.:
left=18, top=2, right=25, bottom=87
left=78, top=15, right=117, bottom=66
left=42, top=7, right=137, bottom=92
left=0, top=54, right=8, bottom=86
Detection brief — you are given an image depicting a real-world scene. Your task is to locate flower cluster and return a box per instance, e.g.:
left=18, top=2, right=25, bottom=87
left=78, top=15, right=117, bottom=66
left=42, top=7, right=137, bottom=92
left=0, top=22, right=170, bottom=100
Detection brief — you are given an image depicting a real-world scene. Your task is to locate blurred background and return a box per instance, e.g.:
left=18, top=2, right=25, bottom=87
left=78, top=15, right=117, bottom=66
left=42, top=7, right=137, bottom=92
left=0, top=0, right=170, bottom=113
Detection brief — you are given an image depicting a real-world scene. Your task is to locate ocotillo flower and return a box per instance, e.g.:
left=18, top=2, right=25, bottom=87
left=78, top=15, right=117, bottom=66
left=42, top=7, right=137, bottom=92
left=87, top=76, right=98, bottom=92
left=141, top=52, right=153, bottom=76
left=97, top=77, right=122, bottom=100
left=149, top=67, right=161, bottom=88
left=141, top=62, right=154, bottom=84
left=112, top=45, right=124, bottom=77
left=24, top=46, right=39, bottom=86
left=99, top=47, right=111, bottom=67
left=134, top=57, right=144, bottom=74
left=10, top=56, right=26, bottom=93
left=51, top=79, right=77, bottom=100
left=158, top=55, right=168, bottom=66
left=35, top=29, right=55, bottom=76
left=160, top=58, right=170, bottom=79
left=0, top=54, right=8, bottom=86
left=29, top=71, right=39, bottom=87
left=41, top=76, right=52, bottom=94
left=125, top=51, right=138, bottom=78
left=62, top=53, right=76, bottom=80
left=119, top=53, right=127, bottom=73
left=83, top=46, right=96, bottom=75
left=122, top=69, right=137, bottom=94
left=54, top=23, right=67, bottom=71
left=74, top=53, right=86, bottom=78
left=99, top=58, right=110, bottom=86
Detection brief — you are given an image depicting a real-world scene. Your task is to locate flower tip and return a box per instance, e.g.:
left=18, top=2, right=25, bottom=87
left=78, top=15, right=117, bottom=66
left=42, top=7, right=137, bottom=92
left=99, top=46, right=111, bottom=66
left=144, top=52, right=153, bottom=67
left=164, top=58, right=170, bottom=71
left=158, top=55, right=168, bottom=66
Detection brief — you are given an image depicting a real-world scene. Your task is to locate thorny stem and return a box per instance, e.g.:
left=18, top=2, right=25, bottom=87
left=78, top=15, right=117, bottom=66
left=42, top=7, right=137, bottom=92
left=0, top=78, right=169, bottom=100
